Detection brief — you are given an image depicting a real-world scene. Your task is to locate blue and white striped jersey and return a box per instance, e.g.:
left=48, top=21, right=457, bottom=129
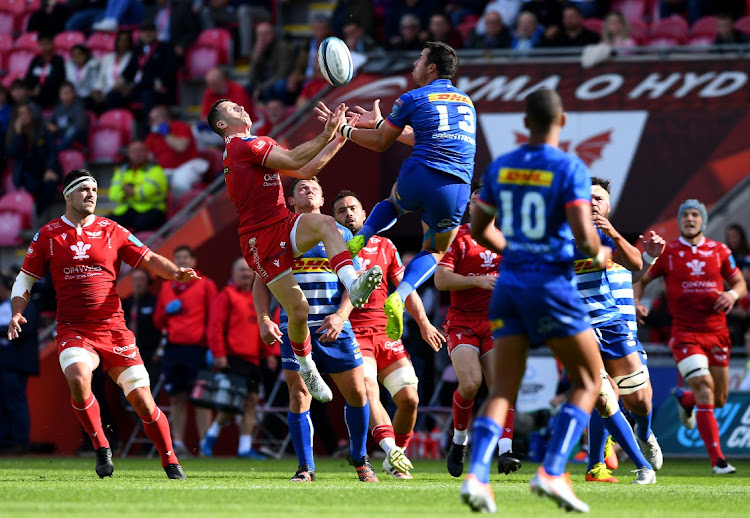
left=573, top=231, right=619, bottom=326
left=606, top=262, right=638, bottom=333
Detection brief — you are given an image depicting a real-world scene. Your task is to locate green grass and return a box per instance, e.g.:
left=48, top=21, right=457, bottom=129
left=0, top=457, right=748, bottom=517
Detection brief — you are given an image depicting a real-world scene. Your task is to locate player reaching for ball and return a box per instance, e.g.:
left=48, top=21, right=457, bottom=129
left=207, top=99, right=383, bottom=404
left=318, top=41, right=476, bottom=342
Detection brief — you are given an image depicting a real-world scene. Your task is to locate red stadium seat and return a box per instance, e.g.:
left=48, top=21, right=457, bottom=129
left=98, top=108, right=135, bottom=142
left=185, top=44, right=221, bottom=81
left=691, top=16, right=717, bottom=38
left=648, top=15, right=688, bottom=45
left=196, top=28, right=232, bottom=64
left=0, top=211, right=26, bottom=246
left=0, top=32, right=11, bottom=72
left=87, top=31, right=116, bottom=58
left=88, top=126, right=124, bottom=163
left=14, top=31, right=39, bottom=52
left=54, top=30, right=86, bottom=59
left=0, top=11, right=13, bottom=35
left=58, top=149, right=87, bottom=174
left=1, top=70, right=23, bottom=88
left=86, top=110, right=98, bottom=128
left=628, top=18, right=649, bottom=44
left=583, top=17, right=603, bottom=35
left=456, top=17, right=478, bottom=41
left=6, top=48, right=35, bottom=76
left=197, top=148, right=224, bottom=179
left=0, top=0, right=26, bottom=34
left=733, top=15, right=750, bottom=36
left=612, top=0, right=646, bottom=23
left=0, top=188, right=34, bottom=228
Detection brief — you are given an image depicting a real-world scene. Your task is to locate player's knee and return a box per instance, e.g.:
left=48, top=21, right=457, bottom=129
left=382, top=365, right=419, bottom=399
left=289, top=299, right=310, bottom=324
left=117, top=365, right=150, bottom=396
left=677, top=354, right=710, bottom=381
left=624, top=394, right=651, bottom=416
left=458, top=377, right=482, bottom=399
left=394, top=386, right=419, bottom=413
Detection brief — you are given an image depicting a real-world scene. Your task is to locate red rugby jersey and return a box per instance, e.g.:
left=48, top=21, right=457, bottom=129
left=646, top=236, right=740, bottom=333
left=349, top=236, right=405, bottom=328
left=439, top=223, right=501, bottom=320
left=21, top=216, right=149, bottom=325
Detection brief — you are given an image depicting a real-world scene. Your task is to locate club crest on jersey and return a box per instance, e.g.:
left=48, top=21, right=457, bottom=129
left=479, top=249, right=497, bottom=268
left=71, top=241, right=92, bottom=260
left=686, top=259, right=705, bottom=276
left=85, top=231, right=103, bottom=238
left=98, top=220, right=110, bottom=227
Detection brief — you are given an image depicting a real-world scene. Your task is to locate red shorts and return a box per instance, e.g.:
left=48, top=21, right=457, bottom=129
left=240, top=213, right=300, bottom=284
left=353, top=326, right=409, bottom=371
left=57, top=322, right=143, bottom=372
left=668, top=330, right=731, bottom=368
left=445, top=317, right=493, bottom=357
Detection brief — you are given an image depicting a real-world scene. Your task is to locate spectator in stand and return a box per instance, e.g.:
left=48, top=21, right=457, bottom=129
left=444, top=0, right=488, bottom=26
left=567, top=0, right=605, bottom=19
left=251, top=97, right=286, bottom=137
left=0, top=271, right=40, bottom=454
left=601, top=11, right=636, bottom=50
left=25, top=33, right=66, bottom=110
left=65, top=45, right=100, bottom=108
left=6, top=104, right=61, bottom=215
left=389, top=13, right=428, bottom=51
left=115, top=22, right=178, bottom=118
left=27, top=0, right=71, bottom=37
left=714, top=12, right=749, bottom=47
left=47, top=81, right=89, bottom=153
left=9, top=80, right=42, bottom=120
left=196, top=68, right=255, bottom=149
left=473, top=0, right=522, bottom=38
left=385, top=0, right=441, bottom=47
left=511, top=10, right=545, bottom=51
left=146, top=0, right=200, bottom=61
left=332, top=0, right=376, bottom=41
left=247, top=21, right=294, bottom=104
left=201, top=0, right=272, bottom=61
left=542, top=4, right=600, bottom=47
left=288, top=15, right=334, bottom=106
left=65, top=0, right=145, bottom=33
left=427, top=12, right=464, bottom=49
left=342, top=18, right=381, bottom=54
left=726, top=223, right=750, bottom=348
left=726, top=223, right=750, bottom=271
left=0, top=86, right=10, bottom=138
left=153, top=245, right=218, bottom=456
left=145, top=105, right=209, bottom=197
left=294, top=61, right=330, bottom=109
left=109, top=140, right=168, bottom=232
left=122, top=269, right=163, bottom=381
left=521, top=0, right=564, bottom=40
left=200, top=258, right=279, bottom=459
left=465, top=10, right=512, bottom=49
left=91, top=30, right=133, bottom=113
left=660, top=0, right=746, bottom=25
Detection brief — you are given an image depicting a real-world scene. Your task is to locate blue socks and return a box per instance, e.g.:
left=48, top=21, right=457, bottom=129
left=358, top=200, right=398, bottom=242
left=587, top=411, right=607, bottom=470
left=543, top=402, right=588, bottom=476
left=344, top=401, right=370, bottom=463
left=396, top=251, right=438, bottom=301
left=288, top=410, right=315, bottom=471
left=602, top=409, right=652, bottom=470
left=467, top=416, right=503, bottom=484
left=632, top=410, right=653, bottom=442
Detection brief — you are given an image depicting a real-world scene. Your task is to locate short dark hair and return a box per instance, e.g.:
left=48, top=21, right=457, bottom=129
left=59, top=81, right=76, bottom=92
left=10, top=78, right=27, bottom=90
left=524, top=88, right=563, bottom=131
left=62, top=169, right=96, bottom=191
left=207, top=98, right=230, bottom=136
left=174, top=245, right=195, bottom=257
left=563, top=2, right=583, bottom=16
left=423, top=41, right=459, bottom=79
left=331, top=189, right=362, bottom=213
left=288, top=176, right=320, bottom=198
left=591, top=176, right=611, bottom=193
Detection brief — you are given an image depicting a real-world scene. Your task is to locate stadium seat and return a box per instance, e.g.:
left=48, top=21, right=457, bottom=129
left=0, top=32, right=11, bottom=72
left=88, top=126, right=124, bottom=163
left=648, top=15, right=688, bottom=45
left=87, top=31, right=116, bottom=58
left=691, top=16, right=717, bottom=38
left=456, top=17, right=478, bottom=41
left=0, top=210, right=26, bottom=246
left=0, top=10, right=13, bottom=35
left=58, top=149, right=86, bottom=174
left=53, top=30, right=86, bottom=59
left=98, top=108, right=135, bottom=142
left=185, top=44, right=221, bottom=81
left=86, top=110, right=98, bottom=128
left=733, top=15, right=750, bottom=37
left=628, top=18, right=649, bottom=44
left=195, top=28, right=232, bottom=64
left=0, top=0, right=26, bottom=34
left=1, top=70, right=22, bottom=88
left=583, top=17, right=603, bottom=35
left=6, top=48, right=35, bottom=76
left=0, top=188, right=34, bottom=229
left=612, top=0, right=645, bottom=22
left=14, top=31, right=39, bottom=52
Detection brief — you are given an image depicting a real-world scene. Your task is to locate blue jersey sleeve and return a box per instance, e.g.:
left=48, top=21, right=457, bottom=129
left=478, top=164, right=498, bottom=211
left=386, top=92, right=415, bottom=129
left=600, top=232, right=616, bottom=252
left=562, top=158, right=591, bottom=208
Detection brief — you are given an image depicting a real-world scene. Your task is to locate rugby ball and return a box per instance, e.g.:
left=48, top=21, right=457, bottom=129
left=317, top=37, right=353, bottom=87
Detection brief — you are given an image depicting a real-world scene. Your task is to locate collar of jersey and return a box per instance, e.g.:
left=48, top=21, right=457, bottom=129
left=678, top=236, right=705, bottom=248
left=61, top=215, right=96, bottom=228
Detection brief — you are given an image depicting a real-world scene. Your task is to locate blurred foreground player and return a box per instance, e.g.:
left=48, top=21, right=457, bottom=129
left=7, top=170, right=198, bottom=479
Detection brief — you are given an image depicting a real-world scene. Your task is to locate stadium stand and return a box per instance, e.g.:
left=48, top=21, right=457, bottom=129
left=53, top=30, right=86, bottom=60
left=86, top=31, right=116, bottom=58
left=647, top=15, right=689, bottom=46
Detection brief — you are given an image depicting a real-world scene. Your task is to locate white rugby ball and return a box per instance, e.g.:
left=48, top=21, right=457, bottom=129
left=317, top=36, right=353, bottom=87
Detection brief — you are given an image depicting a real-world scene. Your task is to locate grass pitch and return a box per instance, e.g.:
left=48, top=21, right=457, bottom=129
left=0, top=457, right=747, bottom=517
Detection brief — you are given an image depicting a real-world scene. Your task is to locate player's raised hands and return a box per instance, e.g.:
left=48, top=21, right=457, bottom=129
left=174, top=267, right=201, bottom=282
left=322, top=102, right=347, bottom=137
left=349, top=99, right=382, bottom=128
left=592, top=213, right=615, bottom=237
left=640, top=231, right=666, bottom=259
left=7, top=313, right=26, bottom=340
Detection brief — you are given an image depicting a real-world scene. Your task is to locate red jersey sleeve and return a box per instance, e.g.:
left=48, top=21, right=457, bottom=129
left=385, top=240, right=405, bottom=281
left=231, top=136, right=276, bottom=167
left=720, top=243, right=741, bottom=280
left=114, top=223, right=150, bottom=269
left=20, top=229, right=49, bottom=280
left=439, top=241, right=460, bottom=270
left=647, top=249, right=668, bottom=280
left=208, top=289, right=230, bottom=358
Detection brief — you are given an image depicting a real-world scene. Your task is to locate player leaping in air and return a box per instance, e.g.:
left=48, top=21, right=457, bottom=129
left=207, top=99, right=383, bottom=404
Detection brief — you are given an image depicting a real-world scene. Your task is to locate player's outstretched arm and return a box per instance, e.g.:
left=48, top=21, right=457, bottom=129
left=434, top=265, right=496, bottom=292
left=319, top=99, right=402, bottom=152
left=140, top=251, right=201, bottom=282
left=632, top=230, right=666, bottom=283
left=594, top=213, right=642, bottom=271
left=470, top=205, right=506, bottom=255
left=288, top=113, right=360, bottom=180
left=348, top=100, right=415, bottom=147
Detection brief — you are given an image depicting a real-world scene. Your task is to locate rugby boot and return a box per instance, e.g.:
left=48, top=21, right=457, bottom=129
left=460, top=474, right=497, bottom=513
left=164, top=463, right=187, bottom=479
left=530, top=467, right=590, bottom=513
left=347, top=234, right=366, bottom=258
left=637, top=432, right=663, bottom=471
left=349, top=265, right=383, bottom=308
left=498, top=451, right=522, bottom=475
left=290, top=465, right=316, bottom=482
left=347, top=454, right=379, bottom=482
left=95, top=447, right=114, bottom=478
left=446, top=441, right=466, bottom=477
left=384, top=292, right=404, bottom=340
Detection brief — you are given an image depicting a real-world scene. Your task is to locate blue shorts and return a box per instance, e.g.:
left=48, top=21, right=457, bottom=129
left=489, top=268, right=591, bottom=344
left=163, top=343, right=207, bottom=395
left=594, top=318, right=645, bottom=360
left=280, top=326, right=363, bottom=374
left=395, top=158, right=470, bottom=232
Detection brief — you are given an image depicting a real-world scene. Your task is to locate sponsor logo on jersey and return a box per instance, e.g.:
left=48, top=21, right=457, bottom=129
left=686, top=259, right=706, bottom=276
left=61, top=233, right=68, bottom=241
left=113, top=343, right=137, bottom=358
left=64, top=265, right=103, bottom=274
left=85, top=231, right=102, bottom=238
left=27, top=246, right=34, bottom=256
left=498, top=168, right=554, bottom=187
left=427, top=92, right=474, bottom=106
left=574, top=257, right=615, bottom=273
left=98, top=220, right=110, bottom=227
left=490, top=319, right=504, bottom=332
left=248, top=237, right=256, bottom=247
left=47, top=222, right=61, bottom=230
left=32, top=232, right=39, bottom=242
left=390, top=98, right=403, bottom=118
left=272, top=259, right=280, bottom=267
left=292, top=257, right=332, bottom=273
left=479, top=249, right=497, bottom=268
left=70, top=241, right=91, bottom=260
left=363, top=247, right=378, bottom=253
left=253, top=139, right=266, bottom=151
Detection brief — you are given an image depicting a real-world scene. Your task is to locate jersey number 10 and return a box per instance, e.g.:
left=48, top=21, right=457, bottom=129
left=435, top=105, right=475, bottom=133
left=499, top=190, right=546, bottom=239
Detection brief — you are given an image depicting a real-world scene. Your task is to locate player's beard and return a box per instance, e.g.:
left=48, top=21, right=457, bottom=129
left=680, top=226, right=701, bottom=239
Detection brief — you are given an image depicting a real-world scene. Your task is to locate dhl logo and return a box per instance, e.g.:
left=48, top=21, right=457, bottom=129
left=498, top=168, right=553, bottom=187
left=574, top=257, right=615, bottom=274
left=489, top=319, right=504, bottom=332
left=292, top=257, right=332, bottom=272
left=428, top=93, right=473, bottom=106
left=607, top=262, right=628, bottom=272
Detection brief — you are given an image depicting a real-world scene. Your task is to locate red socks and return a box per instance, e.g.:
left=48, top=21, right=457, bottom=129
left=141, top=407, right=179, bottom=467
left=372, top=424, right=395, bottom=445
left=395, top=432, right=413, bottom=449
left=330, top=251, right=354, bottom=274
left=695, top=404, right=724, bottom=466
left=501, top=407, right=515, bottom=440
left=452, top=390, right=474, bottom=432
left=680, top=390, right=696, bottom=409
left=290, top=334, right=312, bottom=357
left=71, top=394, right=109, bottom=449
